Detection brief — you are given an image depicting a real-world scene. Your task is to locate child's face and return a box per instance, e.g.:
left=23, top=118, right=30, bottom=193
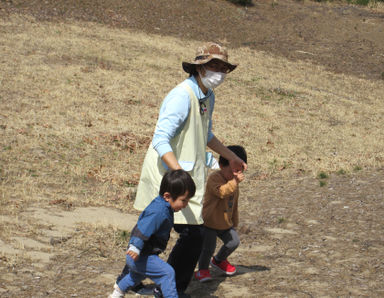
left=164, top=191, right=191, bottom=212
left=220, top=165, right=235, bottom=181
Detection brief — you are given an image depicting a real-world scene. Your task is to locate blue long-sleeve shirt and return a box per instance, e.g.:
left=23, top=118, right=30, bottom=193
left=129, top=196, right=174, bottom=255
left=152, top=76, right=215, bottom=157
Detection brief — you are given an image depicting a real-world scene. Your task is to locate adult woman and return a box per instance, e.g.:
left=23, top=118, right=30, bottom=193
left=119, top=42, right=247, bottom=297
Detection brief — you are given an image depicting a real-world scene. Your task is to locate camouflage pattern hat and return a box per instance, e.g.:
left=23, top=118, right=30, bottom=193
left=182, top=42, right=237, bottom=74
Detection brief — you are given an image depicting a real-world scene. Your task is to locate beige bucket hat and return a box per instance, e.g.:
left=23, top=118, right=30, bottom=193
left=182, top=42, right=237, bottom=74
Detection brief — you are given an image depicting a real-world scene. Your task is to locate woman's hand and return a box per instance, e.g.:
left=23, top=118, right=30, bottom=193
left=207, top=136, right=247, bottom=174
left=161, top=151, right=182, bottom=170
left=229, top=156, right=247, bottom=174
left=126, top=249, right=139, bottom=261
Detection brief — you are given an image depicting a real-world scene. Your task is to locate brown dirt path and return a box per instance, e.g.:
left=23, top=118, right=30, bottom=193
left=0, top=169, right=383, bottom=297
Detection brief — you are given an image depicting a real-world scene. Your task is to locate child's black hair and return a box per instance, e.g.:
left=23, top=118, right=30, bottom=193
left=219, top=145, right=247, bottom=167
left=159, top=169, right=196, bottom=199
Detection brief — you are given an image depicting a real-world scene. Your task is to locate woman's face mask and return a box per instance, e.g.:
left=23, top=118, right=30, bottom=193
left=199, top=69, right=226, bottom=89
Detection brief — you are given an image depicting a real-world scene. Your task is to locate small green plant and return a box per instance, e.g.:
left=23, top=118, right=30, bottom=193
left=278, top=217, right=285, bottom=224
left=318, top=171, right=328, bottom=187
left=28, top=169, right=38, bottom=177
left=113, top=230, right=131, bottom=247
left=119, top=230, right=130, bottom=241
left=353, top=165, right=362, bottom=172
left=318, top=172, right=328, bottom=179
left=337, top=169, right=346, bottom=175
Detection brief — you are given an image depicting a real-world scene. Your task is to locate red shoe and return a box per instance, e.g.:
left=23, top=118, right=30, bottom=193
left=210, top=257, right=236, bottom=275
left=194, top=269, right=212, bottom=282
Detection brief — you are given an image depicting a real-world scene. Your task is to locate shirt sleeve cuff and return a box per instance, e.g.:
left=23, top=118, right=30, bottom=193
left=153, top=142, right=173, bottom=158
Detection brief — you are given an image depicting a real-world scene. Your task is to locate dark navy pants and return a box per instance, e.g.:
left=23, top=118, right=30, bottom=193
left=167, top=224, right=204, bottom=292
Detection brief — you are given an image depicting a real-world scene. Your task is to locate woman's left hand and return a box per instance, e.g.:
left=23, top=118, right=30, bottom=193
left=207, top=136, right=247, bottom=173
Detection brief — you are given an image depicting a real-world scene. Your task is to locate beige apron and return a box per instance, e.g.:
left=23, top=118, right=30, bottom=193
left=134, top=82, right=210, bottom=225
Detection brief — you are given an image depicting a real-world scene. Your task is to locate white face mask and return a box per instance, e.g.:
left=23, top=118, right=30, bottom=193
left=199, top=69, right=226, bottom=89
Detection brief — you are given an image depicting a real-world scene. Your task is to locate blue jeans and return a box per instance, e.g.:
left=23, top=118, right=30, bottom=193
left=117, top=224, right=204, bottom=294
left=118, top=254, right=178, bottom=298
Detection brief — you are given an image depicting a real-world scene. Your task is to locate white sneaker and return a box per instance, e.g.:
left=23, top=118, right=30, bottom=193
left=108, top=283, right=125, bottom=298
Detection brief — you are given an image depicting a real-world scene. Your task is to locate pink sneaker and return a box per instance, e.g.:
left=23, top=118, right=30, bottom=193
left=210, top=258, right=236, bottom=275
left=194, top=269, right=212, bottom=282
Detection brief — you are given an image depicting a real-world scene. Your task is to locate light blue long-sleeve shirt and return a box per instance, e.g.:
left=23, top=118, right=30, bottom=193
left=152, top=76, right=215, bottom=157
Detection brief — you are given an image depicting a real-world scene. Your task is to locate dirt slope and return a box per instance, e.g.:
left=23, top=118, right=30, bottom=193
left=1, top=0, right=384, bottom=80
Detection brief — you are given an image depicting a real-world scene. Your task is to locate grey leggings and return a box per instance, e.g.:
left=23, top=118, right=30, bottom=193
left=198, top=226, right=240, bottom=270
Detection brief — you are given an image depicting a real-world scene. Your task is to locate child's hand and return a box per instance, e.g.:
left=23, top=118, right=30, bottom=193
left=234, top=172, right=245, bottom=183
left=230, top=156, right=247, bottom=174
left=126, top=249, right=139, bottom=261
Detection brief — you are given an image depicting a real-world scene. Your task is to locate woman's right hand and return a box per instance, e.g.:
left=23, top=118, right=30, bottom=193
left=161, top=151, right=182, bottom=170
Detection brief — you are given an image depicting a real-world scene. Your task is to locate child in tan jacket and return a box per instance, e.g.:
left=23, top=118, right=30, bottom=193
left=195, top=145, right=247, bottom=282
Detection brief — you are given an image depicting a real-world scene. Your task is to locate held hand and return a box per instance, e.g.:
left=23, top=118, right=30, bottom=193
left=229, top=156, right=247, bottom=174
left=234, top=172, right=245, bottom=183
left=126, top=249, right=139, bottom=261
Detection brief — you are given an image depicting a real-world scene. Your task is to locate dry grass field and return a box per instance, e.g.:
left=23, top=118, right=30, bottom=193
left=1, top=1, right=384, bottom=297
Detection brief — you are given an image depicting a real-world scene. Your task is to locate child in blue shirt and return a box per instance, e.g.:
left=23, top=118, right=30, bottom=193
left=109, top=169, right=196, bottom=298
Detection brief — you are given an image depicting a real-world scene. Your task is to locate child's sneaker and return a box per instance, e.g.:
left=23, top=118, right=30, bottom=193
left=109, top=283, right=125, bottom=298
left=210, top=257, right=236, bottom=275
left=153, top=287, right=164, bottom=298
left=194, top=269, right=212, bottom=282
left=132, top=283, right=154, bottom=296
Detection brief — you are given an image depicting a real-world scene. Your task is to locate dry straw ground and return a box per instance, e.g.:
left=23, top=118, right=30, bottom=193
left=0, top=5, right=384, bottom=298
